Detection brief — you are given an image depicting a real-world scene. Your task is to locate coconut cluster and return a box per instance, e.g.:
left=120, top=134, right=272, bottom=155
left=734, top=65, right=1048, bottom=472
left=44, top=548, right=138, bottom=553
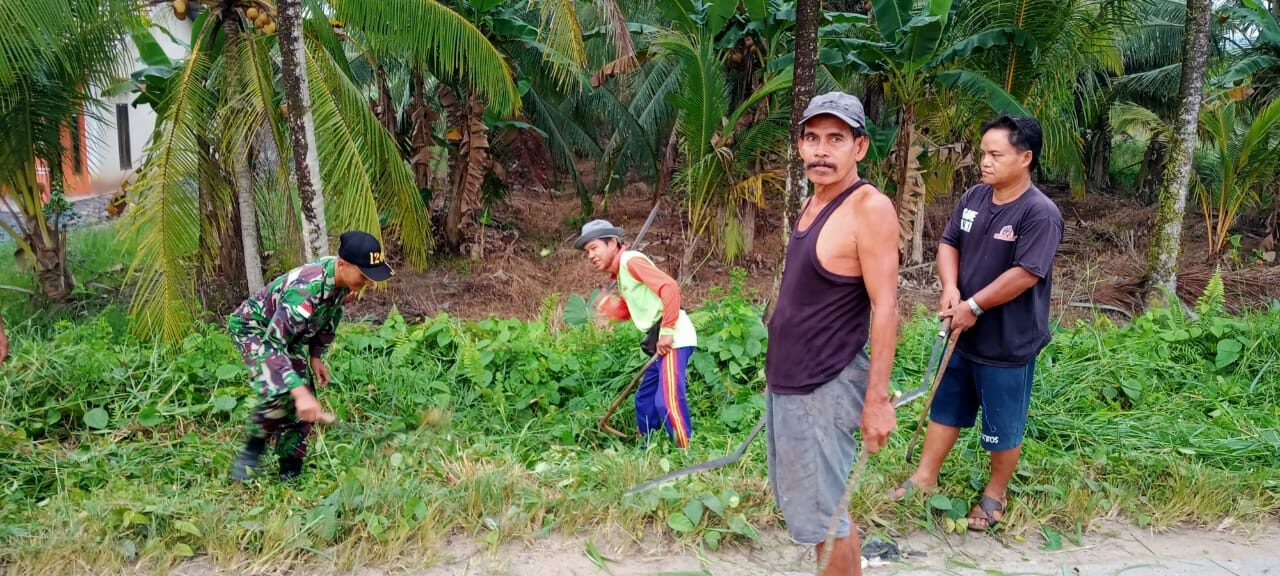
left=170, top=1, right=277, bottom=35
left=243, top=3, right=278, bottom=35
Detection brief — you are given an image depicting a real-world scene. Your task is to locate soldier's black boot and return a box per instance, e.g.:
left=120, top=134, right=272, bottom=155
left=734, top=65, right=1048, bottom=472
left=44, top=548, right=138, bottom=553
left=277, top=456, right=305, bottom=482
left=230, top=437, right=267, bottom=482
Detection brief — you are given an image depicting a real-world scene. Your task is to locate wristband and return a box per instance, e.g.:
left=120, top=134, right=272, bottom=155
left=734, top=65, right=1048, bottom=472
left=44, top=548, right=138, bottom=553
left=967, top=297, right=984, bottom=317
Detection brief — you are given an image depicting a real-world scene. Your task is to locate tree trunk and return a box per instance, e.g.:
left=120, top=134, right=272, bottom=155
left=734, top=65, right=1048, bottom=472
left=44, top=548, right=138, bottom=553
left=863, top=73, right=886, bottom=126
left=785, top=0, right=820, bottom=222
left=373, top=65, right=397, bottom=136
left=276, top=0, right=329, bottom=260
left=653, top=127, right=678, bottom=206
left=408, top=68, right=436, bottom=194
left=196, top=135, right=248, bottom=314
left=28, top=165, right=75, bottom=301
left=894, top=103, right=924, bottom=262
left=740, top=200, right=757, bottom=257
left=29, top=228, right=72, bottom=301
left=1263, top=202, right=1280, bottom=259
left=1087, top=119, right=1112, bottom=193
left=1137, top=138, right=1167, bottom=204
left=441, top=88, right=490, bottom=255
left=1144, top=0, right=1213, bottom=306
left=910, top=187, right=926, bottom=264
left=770, top=0, right=820, bottom=321
left=226, top=13, right=264, bottom=295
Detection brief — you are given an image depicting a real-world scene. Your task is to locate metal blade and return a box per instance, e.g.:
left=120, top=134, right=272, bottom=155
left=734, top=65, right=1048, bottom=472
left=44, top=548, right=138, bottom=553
left=892, top=321, right=950, bottom=407
left=630, top=200, right=661, bottom=249
left=624, top=413, right=766, bottom=496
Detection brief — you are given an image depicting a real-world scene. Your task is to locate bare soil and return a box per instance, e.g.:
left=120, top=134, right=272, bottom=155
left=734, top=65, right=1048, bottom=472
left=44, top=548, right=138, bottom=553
left=168, top=520, right=1280, bottom=575
left=346, top=183, right=1280, bottom=326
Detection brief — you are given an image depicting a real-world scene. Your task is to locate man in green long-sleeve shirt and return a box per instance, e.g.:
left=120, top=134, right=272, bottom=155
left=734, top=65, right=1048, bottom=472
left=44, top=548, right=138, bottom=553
left=228, top=231, right=394, bottom=482
left=576, top=219, right=698, bottom=448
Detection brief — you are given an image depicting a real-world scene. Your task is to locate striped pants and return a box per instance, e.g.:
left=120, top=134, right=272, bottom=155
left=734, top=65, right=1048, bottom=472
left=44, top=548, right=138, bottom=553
left=635, top=346, right=695, bottom=448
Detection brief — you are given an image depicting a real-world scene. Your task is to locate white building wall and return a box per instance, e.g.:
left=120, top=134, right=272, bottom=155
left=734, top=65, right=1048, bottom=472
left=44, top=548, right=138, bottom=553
left=85, top=8, right=193, bottom=194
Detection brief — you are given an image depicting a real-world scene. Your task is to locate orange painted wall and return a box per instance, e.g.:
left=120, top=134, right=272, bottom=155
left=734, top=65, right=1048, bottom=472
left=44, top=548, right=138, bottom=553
left=32, top=111, right=92, bottom=201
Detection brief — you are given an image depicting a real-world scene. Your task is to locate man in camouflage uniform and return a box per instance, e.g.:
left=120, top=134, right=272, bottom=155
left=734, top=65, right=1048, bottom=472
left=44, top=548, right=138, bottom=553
left=229, top=231, right=394, bottom=482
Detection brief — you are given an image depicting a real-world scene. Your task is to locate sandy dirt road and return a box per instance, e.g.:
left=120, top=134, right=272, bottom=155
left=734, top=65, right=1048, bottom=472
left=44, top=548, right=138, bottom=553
left=167, top=520, right=1277, bottom=576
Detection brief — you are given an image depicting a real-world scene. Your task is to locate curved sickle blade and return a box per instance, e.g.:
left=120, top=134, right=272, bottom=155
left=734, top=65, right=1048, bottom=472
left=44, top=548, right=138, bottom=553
left=893, top=318, right=953, bottom=407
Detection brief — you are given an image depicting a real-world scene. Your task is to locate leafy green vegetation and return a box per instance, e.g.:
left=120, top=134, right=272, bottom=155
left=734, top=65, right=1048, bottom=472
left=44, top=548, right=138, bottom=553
left=1, top=269, right=1276, bottom=573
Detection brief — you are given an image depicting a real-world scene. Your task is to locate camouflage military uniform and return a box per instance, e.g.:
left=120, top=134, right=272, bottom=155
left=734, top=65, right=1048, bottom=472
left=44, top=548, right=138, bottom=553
left=228, top=256, right=348, bottom=479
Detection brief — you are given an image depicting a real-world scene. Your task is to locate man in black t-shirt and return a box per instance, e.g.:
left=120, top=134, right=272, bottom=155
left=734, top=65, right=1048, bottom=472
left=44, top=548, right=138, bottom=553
left=889, top=115, right=1063, bottom=532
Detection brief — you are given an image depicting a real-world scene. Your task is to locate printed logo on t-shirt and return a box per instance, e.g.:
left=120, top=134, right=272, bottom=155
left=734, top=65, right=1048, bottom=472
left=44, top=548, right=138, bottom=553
left=960, top=209, right=978, bottom=232
left=993, top=225, right=1017, bottom=242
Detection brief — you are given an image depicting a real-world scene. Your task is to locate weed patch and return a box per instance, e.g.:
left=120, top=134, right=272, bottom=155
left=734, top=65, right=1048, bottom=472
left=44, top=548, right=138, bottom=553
left=0, top=275, right=1277, bottom=573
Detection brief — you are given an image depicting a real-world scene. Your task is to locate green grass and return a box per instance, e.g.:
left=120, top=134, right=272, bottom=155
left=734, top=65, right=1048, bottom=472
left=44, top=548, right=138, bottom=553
left=0, top=222, right=138, bottom=331
left=0, top=243, right=1278, bottom=574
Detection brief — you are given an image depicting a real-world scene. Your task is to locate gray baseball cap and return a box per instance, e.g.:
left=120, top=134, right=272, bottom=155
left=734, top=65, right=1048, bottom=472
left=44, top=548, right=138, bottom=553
left=574, top=219, right=625, bottom=250
left=799, top=91, right=866, bottom=131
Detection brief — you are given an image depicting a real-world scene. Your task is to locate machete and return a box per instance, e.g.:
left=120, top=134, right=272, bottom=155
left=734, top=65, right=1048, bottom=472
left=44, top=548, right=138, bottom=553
left=624, top=318, right=956, bottom=496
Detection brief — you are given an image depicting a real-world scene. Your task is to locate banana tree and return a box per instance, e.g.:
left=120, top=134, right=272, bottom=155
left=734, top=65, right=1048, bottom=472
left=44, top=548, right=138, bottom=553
left=333, top=0, right=587, bottom=254
left=0, top=0, right=134, bottom=301
left=830, top=0, right=980, bottom=264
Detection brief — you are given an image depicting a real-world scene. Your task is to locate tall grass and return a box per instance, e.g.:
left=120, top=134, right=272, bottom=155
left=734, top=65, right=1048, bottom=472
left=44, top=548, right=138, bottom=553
left=0, top=223, right=137, bottom=331
left=0, top=269, right=1276, bottom=573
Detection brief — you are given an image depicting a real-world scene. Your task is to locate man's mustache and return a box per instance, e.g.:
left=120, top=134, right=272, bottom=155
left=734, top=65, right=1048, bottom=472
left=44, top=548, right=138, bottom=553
left=806, top=161, right=836, bottom=170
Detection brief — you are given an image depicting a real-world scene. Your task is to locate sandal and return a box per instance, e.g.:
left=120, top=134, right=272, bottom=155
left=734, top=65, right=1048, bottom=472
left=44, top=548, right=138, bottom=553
left=967, top=495, right=1005, bottom=531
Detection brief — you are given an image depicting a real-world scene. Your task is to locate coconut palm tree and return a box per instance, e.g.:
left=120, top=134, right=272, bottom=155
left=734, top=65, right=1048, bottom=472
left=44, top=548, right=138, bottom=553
left=0, top=0, right=134, bottom=301
left=1216, top=0, right=1280, bottom=102
left=124, top=0, right=521, bottom=341
left=1194, top=97, right=1280, bottom=258
left=1146, top=0, right=1213, bottom=304
left=650, top=20, right=793, bottom=271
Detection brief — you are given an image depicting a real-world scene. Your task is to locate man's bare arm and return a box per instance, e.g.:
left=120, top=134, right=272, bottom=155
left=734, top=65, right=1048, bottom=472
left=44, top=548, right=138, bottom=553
left=941, top=266, right=1040, bottom=332
left=971, top=266, right=1040, bottom=310
left=855, top=194, right=900, bottom=402
left=938, top=244, right=960, bottom=292
left=852, top=193, right=899, bottom=452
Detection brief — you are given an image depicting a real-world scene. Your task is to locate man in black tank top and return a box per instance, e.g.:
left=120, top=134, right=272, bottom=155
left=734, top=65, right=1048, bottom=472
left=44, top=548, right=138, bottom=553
left=889, top=116, right=1063, bottom=533
left=764, top=92, right=900, bottom=575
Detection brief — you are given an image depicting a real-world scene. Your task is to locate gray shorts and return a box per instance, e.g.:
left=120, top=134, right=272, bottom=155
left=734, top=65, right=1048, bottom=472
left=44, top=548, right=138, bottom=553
left=765, top=351, right=869, bottom=544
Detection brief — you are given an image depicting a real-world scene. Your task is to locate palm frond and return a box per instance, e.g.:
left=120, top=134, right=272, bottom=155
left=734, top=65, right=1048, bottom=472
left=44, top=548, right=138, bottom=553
left=307, top=38, right=432, bottom=265
left=1110, top=100, right=1173, bottom=142
left=327, top=0, right=522, bottom=116
left=937, top=69, right=1030, bottom=115
left=125, top=26, right=217, bottom=342
left=592, top=86, right=659, bottom=187
left=1120, top=0, right=1186, bottom=72
left=1116, top=62, right=1183, bottom=105
left=731, top=170, right=783, bottom=207
left=1030, top=94, right=1086, bottom=193
left=523, top=86, right=600, bottom=202
left=627, top=56, right=680, bottom=130
left=530, top=0, right=589, bottom=90
left=732, top=111, right=789, bottom=169
left=724, top=67, right=792, bottom=137
left=655, top=32, right=729, bottom=164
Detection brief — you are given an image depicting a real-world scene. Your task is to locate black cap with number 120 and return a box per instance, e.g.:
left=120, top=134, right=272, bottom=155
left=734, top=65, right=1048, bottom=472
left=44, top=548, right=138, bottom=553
left=338, top=230, right=395, bottom=281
